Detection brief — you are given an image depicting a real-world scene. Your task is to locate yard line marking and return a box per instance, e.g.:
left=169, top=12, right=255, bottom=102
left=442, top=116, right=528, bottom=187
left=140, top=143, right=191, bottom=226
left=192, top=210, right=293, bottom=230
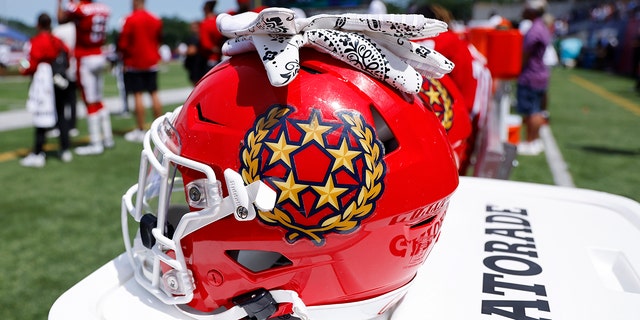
left=570, top=75, right=640, bottom=116
left=540, top=125, right=575, bottom=187
left=0, top=137, right=90, bottom=163
left=0, top=148, right=30, bottom=162
left=0, top=145, right=52, bottom=162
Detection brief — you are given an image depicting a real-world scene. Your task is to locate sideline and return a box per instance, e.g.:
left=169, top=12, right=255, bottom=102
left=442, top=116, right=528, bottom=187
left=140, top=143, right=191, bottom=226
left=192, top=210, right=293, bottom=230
left=0, top=142, right=81, bottom=162
left=570, top=75, right=640, bottom=117
left=0, top=79, right=620, bottom=188
left=0, top=87, right=192, bottom=162
left=539, top=125, right=575, bottom=187
left=542, top=74, right=640, bottom=187
left=0, top=87, right=192, bottom=132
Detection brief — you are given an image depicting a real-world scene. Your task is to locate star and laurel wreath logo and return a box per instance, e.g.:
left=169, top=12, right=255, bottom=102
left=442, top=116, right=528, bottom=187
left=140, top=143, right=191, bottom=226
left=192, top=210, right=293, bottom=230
left=420, top=78, right=453, bottom=131
left=240, top=105, right=386, bottom=245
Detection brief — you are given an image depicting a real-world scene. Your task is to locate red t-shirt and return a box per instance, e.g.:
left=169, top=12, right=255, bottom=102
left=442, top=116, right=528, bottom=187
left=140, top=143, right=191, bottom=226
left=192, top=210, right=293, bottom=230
left=21, top=31, right=69, bottom=76
left=415, top=30, right=477, bottom=115
left=118, top=9, right=162, bottom=70
left=199, top=15, right=224, bottom=64
left=64, top=0, right=110, bottom=58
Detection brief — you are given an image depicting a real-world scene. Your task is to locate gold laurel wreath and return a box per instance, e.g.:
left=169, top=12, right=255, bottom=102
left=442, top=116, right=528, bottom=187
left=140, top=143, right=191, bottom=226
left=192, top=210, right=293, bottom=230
left=241, top=105, right=291, bottom=184
left=241, top=107, right=385, bottom=245
left=432, top=79, right=453, bottom=130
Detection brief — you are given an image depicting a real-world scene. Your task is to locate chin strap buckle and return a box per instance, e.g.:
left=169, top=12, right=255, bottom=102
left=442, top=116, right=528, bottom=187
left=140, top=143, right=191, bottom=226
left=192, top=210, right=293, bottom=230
left=232, top=288, right=278, bottom=320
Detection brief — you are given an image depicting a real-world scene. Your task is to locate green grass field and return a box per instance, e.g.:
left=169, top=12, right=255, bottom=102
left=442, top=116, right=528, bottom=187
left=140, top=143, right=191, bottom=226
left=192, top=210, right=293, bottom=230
left=510, top=67, right=640, bottom=201
left=0, top=64, right=638, bottom=319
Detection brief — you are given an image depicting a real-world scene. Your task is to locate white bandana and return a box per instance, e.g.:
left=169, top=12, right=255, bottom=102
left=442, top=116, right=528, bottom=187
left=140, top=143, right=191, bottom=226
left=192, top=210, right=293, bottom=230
left=217, top=8, right=454, bottom=94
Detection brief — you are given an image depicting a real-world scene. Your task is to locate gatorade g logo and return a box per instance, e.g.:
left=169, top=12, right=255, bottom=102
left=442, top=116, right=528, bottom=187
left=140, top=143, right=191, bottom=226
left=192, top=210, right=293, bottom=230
left=240, top=105, right=386, bottom=245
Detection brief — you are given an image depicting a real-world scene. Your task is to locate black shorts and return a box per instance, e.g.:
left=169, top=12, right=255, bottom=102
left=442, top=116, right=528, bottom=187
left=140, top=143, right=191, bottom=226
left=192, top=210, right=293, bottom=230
left=124, top=70, right=158, bottom=94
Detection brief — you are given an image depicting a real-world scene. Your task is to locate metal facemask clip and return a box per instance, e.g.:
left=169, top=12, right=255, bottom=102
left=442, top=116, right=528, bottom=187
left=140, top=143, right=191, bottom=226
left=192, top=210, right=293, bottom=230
left=224, top=169, right=277, bottom=221
left=185, top=178, right=223, bottom=209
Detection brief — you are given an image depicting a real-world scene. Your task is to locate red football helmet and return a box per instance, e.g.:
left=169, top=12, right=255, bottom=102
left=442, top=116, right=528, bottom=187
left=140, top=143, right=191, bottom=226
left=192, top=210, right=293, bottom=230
left=418, top=75, right=472, bottom=175
left=122, top=48, right=459, bottom=319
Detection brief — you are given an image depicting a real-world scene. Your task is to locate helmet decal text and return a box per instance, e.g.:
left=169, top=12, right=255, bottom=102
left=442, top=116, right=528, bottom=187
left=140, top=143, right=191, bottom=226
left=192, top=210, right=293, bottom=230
left=240, top=105, right=386, bottom=245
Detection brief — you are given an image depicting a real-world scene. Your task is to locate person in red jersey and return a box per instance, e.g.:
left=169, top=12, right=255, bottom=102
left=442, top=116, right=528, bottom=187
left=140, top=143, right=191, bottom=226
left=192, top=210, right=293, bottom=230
left=198, top=0, right=225, bottom=73
left=58, top=0, right=114, bottom=156
left=19, top=13, right=72, bottom=167
left=117, top=0, right=163, bottom=143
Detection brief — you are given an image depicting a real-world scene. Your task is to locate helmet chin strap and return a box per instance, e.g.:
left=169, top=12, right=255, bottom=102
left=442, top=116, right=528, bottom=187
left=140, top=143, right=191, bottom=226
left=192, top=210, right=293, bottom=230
left=175, top=289, right=310, bottom=320
left=174, top=279, right=414, bottom=320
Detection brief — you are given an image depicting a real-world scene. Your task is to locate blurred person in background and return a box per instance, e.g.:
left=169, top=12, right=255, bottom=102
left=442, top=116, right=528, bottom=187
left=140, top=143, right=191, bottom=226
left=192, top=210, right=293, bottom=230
left=19, top=13, right=72, bottom=167
left=58, top=0, right=113, bottom=156
left=198, top=0, right=225, bottom=74
left=519, top=11, right=557, bottom=124
left=51, top=21, right=79, bottom=138
left=0, top=43, right=9, bottom=72
left=183, top=21, right=206, bottom=85
left=516, top=0, right=551, bottom=156
left=107, top=37, right=131, bottom=117
left=117, top=0, right=163, bottom=143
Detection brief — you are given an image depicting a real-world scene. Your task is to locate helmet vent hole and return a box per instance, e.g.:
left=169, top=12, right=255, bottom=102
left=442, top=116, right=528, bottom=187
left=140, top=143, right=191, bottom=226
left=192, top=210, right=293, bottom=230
left=226, top=250, right=293, bottom=273
left=196, top=103, right=222, bottom=124
left=410, top=215, right=437, bottom=229
left=370, top=105, right=398, bottom=154
left=300, top=65, right=323, bottom=74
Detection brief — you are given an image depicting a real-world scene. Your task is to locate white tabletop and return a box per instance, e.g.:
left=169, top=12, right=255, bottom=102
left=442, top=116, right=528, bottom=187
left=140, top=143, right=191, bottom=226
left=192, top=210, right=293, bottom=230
left=50, top=177, right=640, bottom=319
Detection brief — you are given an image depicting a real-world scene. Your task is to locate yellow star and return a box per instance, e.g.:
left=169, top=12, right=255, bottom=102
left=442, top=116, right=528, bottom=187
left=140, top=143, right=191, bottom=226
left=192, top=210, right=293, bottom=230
left=273, top=172, right=307, bottom=207
left=312, top=176, right=348, bottom=210
left=423, top=86, right=441, bottom=105
left=327, top=139, right=360, bottom=173
left=265, top=132, right=298, bottom=167
left=297, top=113, right=333, bottom=145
